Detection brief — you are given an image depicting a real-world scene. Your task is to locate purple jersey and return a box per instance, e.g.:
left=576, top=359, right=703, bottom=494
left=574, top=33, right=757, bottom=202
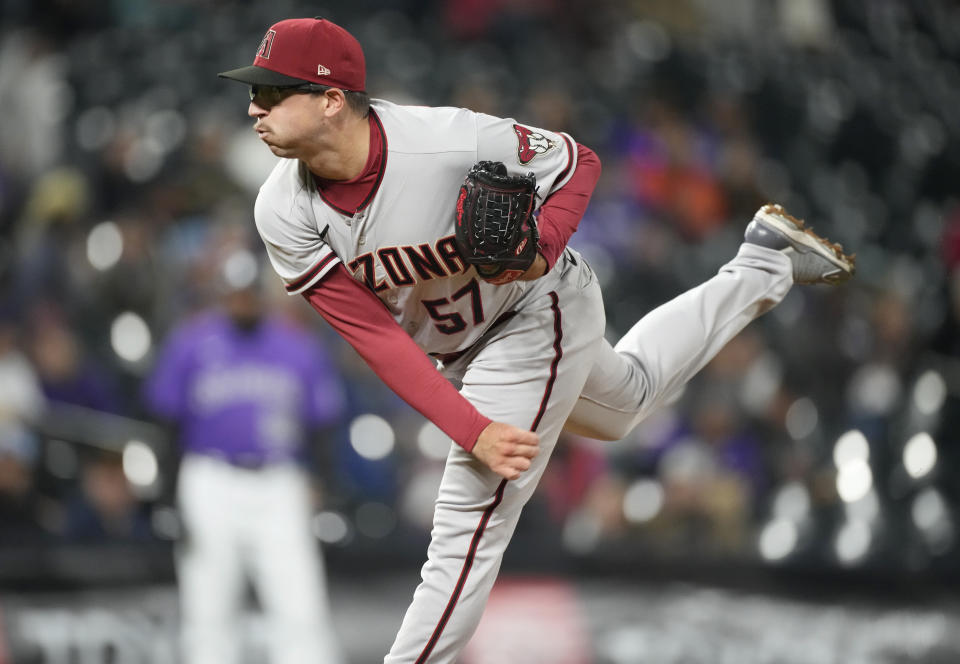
left=145, top=311, right=345, bottom=466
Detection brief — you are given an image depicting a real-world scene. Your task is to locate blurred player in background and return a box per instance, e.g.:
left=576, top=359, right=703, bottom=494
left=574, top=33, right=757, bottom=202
left=144, top=248, right=347, bottom=664
left=218, top=17, right=854, bottom=664
left=0, top=312, right=47, bottom=547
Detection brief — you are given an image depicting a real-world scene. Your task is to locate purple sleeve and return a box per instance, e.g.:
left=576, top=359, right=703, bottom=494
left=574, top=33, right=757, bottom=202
left=144, top=323, right=194, bottom=421
left=301, top=336, right=347, bottom=428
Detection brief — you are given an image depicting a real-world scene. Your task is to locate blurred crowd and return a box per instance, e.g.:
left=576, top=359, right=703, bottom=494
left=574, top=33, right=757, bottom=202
left=1, top=0, right=959, bottom=585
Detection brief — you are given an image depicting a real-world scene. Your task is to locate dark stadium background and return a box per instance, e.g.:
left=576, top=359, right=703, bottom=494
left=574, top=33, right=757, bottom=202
left=1, top=1, right=959, bottom=662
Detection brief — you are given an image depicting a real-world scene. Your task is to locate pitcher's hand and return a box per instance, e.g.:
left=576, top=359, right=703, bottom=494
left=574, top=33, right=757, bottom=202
left=471, top=421, right=540, bottom=480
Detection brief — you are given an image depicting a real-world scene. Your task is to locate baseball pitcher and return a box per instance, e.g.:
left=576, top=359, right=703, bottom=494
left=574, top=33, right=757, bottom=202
left=218, top=17, right=855, bottom=663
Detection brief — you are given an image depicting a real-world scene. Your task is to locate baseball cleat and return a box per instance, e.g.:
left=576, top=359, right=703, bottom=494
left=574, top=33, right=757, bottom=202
left=745, top=203, right=856, bottom=285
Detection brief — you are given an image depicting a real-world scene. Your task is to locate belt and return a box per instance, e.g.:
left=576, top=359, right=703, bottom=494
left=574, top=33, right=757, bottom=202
left=429, top=311, right=517, bottom=364
left=227, top=455, right=271, bottom=470
left=195, top=451, right=283, bottom=470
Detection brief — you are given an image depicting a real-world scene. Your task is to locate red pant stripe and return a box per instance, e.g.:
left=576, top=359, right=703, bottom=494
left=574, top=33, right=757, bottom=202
left=414, top=291, right=563, bottom=662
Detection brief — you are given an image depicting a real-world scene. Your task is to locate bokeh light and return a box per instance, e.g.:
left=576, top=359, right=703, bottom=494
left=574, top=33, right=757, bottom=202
left=349, top=414, right=395, bottom=460
left=771, top=481, right=811, bottom=523
left=416, top=421, right=452, bottom=461
left=622, top=478, right=664, bottom=524
left=785, top=397, right=818, bottom=440
left=903, top=432, right=938, bottom=480
left=121, top=439, right=158, bottom=489
left=110, top=312, right=152, bottom=363
left=759, top=518, right=798, bottom=562
left=833, top=430, right=870, bottom=469
left=312, top=511, right=351, bottom=545
left=836, top=459, right=873, bottom=503
left=86, top=221, right=123, bottom=271
left=912, top=370, right=947, bottom=415
left=835, top=520, right=872, bottom=566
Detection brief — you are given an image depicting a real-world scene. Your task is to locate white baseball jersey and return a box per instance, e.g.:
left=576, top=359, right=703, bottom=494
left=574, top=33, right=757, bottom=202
left=251, top=98, right=798, bottom=664
left=255, top=99, right=578, bottom=357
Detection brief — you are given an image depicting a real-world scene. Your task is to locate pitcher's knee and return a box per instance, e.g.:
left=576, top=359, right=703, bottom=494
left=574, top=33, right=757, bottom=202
left=563, top=404, right=637, bottom=441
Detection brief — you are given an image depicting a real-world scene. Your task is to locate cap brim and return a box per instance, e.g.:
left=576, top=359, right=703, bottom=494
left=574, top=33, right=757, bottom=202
left=217, top=65, right=310, bottom=86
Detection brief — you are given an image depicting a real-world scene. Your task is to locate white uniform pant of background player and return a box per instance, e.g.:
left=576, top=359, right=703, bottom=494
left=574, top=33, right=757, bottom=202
left=177, top=455, right=344, bottom=664
left=385, top=244, right=793, bottom=663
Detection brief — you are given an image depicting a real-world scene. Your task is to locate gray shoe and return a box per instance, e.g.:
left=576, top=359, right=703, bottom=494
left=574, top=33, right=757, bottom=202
left=745, top=204, right=856, bottom=285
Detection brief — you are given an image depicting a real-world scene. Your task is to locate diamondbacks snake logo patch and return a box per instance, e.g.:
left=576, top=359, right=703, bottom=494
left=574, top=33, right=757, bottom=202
left=513, top=124, right=557, bottom=165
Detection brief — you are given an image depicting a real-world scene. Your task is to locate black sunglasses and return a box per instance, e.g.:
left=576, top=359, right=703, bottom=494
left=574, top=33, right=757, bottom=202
left=248, top=83, right=330, bottom=107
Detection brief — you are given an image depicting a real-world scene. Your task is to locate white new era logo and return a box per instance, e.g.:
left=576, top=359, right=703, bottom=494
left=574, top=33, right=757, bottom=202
left=317, top=64, right=331, bottom=76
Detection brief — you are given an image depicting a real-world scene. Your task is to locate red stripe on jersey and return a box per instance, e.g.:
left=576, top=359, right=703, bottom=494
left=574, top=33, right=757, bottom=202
left=554, top=134, right=575, bottom=186
left=536, top=142, right=602, bottom=270
left=285, top=252, right=337, bottom=292
left=415, top=291, right=563, bottom=662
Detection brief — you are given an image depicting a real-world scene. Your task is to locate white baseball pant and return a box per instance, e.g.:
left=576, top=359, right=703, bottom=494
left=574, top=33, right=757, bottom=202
left=384, top=243, right=793, bottom=663
left=177, top=455, right=344, bottom=664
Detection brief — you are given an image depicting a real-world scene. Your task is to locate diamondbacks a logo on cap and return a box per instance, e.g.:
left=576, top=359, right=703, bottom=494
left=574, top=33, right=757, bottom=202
left=257, top=30, right=277, bottom=59
left=513, top=124, right=557, bottom=164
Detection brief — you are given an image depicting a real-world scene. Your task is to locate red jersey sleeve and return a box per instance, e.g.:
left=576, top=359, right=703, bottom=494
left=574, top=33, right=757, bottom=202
left=302, top=265, right=491, bottom=452
left=537, top=143, right=602, bottom=270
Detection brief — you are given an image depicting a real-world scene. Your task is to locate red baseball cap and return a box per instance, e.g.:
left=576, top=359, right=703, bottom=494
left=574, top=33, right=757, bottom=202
left=218, top=18, right=366, bottom=92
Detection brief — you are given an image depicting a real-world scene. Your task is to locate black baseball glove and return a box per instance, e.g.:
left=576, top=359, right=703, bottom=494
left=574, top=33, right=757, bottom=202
left=454, top=161, right=539, bottom=285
